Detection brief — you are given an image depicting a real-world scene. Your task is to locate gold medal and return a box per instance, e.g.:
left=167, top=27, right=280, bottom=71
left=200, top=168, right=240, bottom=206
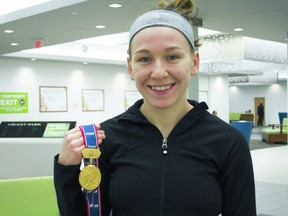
left=82, top=148, right=101, bottom=161
left=78, top=125, right=102, bottom=191
left=79, top=165, right=101, bottom=191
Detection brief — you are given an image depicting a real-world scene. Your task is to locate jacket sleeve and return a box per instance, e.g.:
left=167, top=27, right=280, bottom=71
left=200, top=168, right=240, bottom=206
left=220, top=137, right=257, bottom=216
left=53, top=154, right=87, bottom=216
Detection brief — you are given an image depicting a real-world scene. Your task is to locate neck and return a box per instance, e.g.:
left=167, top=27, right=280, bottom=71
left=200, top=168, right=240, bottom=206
left=140, top=100, right=192, bottom=138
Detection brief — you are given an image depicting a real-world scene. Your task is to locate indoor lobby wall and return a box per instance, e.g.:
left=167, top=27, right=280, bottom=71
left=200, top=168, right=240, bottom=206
left=199, top=75, right=230, bottom=122
left=229, top=82, right=287, bottom=125
left=0, top=58, right=136, bottom=124
left=0, top=57, right=136, bottom=179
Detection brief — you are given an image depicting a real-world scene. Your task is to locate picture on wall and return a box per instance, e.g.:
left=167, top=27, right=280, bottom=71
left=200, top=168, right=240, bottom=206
left=39, top=86, right=67, bottom=112
left=124, top=90, right=142, bottom=110
left=82, top=89, right=104, bottom=111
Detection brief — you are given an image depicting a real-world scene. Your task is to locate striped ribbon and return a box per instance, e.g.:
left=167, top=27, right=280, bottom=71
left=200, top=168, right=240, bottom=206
left=79, top=124, right=102, bottom=216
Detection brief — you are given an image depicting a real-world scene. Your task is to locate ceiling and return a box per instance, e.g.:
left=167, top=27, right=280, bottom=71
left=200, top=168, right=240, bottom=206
left=0, top=0, right=287, bottom=80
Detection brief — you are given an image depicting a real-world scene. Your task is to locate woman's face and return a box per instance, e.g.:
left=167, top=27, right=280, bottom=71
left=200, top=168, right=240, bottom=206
left=128, top=26, right=199, bottom=110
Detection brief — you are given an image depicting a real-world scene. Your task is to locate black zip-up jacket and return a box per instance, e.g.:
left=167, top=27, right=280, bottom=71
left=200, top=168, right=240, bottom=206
left=54, top=100, right=256, bottom=216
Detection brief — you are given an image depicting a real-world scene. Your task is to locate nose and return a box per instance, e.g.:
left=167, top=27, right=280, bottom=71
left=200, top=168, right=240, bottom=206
left=151, top=60, right=168, bottom=79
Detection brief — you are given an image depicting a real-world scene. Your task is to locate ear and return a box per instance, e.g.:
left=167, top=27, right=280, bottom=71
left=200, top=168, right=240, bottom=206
left=191, top=52, right=199, bottom=76
left=127, top=57, right=135, bottom=80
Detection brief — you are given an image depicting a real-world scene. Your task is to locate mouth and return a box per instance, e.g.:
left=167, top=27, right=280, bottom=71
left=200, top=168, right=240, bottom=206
left=149, top=84, right=174, bottom=92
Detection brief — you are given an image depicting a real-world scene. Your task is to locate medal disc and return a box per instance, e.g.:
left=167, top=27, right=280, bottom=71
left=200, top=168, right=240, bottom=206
left=79, top=165, right=101, bottom=191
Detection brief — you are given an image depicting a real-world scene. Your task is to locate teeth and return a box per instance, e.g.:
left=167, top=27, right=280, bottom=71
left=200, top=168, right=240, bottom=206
left=151, top=85, right=172, bottom=91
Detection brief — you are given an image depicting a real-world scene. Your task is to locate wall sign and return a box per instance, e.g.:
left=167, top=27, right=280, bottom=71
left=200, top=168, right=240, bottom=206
left=0, top=121, right=76, bottom=138
left=0, top=92, right=28, bottom=114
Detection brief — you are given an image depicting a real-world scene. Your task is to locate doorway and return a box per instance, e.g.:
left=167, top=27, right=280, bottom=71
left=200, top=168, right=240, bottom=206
left=254, top=97, right=265, bottom=126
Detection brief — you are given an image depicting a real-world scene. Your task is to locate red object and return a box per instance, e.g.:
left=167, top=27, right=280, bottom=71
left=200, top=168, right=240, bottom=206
left=35, top=40, right=41, bottom=48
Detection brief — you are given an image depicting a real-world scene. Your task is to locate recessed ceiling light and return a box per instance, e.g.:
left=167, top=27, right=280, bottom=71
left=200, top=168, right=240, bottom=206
left=83, top=62, right=88, bottom=65
left=234, top=28, right=243, bottom=32
left=95, top=25, right=106, bottom=29
left=4, top=30, right=14, bottom=33
left=72, top=12, right=77, bottom=15
left=31, top=58, right=37, bottom=61
left=10, top=43, right=18, bottom=46
left=109, top=4, right=122, bottom=8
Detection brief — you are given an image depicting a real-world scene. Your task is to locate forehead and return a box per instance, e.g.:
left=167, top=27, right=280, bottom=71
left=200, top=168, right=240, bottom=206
left=131, top=26, right=191, bottom=48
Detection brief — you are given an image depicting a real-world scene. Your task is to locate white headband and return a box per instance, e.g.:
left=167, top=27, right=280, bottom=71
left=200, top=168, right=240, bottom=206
left=129, top=10, right=195, bottom=50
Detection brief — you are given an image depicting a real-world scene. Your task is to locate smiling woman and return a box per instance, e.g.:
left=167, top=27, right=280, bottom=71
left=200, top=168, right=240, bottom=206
left=53, top=0, right=257, bottom=215
left=127, top=26, right=199, bottom=113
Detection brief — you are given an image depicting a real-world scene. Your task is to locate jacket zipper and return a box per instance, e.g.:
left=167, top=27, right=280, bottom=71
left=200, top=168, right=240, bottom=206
left=160, top=138, right=168, bottom=216
left=162, top=138, right=168, bottom=155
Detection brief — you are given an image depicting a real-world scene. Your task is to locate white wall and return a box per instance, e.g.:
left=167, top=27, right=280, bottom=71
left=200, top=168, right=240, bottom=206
left=0, top=58, right=137, bottom=125
left=0, top=58, right=137, bottom=179
left=199, top=75, right=230, bottom=122
left=199, top=74, right=287, bottom=125
left=229, top=82, right=287, bottom=125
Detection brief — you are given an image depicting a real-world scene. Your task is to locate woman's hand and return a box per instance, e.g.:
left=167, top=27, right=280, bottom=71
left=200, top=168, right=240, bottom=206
left=58, top=124, right=106, bottom=165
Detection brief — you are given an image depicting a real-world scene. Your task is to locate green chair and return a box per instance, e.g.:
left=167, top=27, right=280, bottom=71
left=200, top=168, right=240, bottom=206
left=0, top=176, right=59, bottom=216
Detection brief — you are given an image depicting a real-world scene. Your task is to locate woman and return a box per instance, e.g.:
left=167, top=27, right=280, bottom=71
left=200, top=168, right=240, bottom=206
left=54, top=0, right=256, bottom=215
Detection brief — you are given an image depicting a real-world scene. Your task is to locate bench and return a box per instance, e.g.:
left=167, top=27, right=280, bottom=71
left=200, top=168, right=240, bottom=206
left=262, top=118, right=287, bottom=144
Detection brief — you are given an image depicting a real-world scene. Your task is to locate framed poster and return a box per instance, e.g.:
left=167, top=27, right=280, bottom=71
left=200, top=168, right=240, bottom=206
left=82, top=89, right=104, bottom=111
left=124, top=90, right=142, bottom=110
left=39, top=86, right=67, bottom=112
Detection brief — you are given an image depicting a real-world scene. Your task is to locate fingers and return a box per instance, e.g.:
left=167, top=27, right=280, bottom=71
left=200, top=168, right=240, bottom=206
left=65, top=127, right=84, bottom=148
left=58, top=127, right=84, bottom=165
left=58, top=124, right=106, bottom=165
left=71, top=124, right=106, bottom=146
left=93, top=124, right=102, bottom=130
left=97, top=129, right=106, bottom=145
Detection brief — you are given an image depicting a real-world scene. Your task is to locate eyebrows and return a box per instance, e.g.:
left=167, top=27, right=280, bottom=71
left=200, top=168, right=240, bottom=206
left=133, top=46, right=184, bottom=55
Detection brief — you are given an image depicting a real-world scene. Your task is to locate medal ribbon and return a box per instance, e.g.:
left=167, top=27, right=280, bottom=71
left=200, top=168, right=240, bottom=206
left=79, top=124, right=102, bottom=216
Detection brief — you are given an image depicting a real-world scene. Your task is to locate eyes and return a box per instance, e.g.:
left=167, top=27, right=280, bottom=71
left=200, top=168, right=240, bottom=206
left=137, top=54, right=180, bottom=63
left=167, top=55, right=179, bottom=61
left=138, top=57, right=151, bottom=63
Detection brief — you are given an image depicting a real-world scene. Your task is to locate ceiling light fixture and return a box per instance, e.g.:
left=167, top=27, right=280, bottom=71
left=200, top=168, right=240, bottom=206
left=95, top=25, right=106, bottom=29
left=10, top=43, right=18, bottom=46
left=234, top=28, right=243, bottom=32
left=4, top=30, right=14, bottom=33
left=109, top=4, right=122, bottom=8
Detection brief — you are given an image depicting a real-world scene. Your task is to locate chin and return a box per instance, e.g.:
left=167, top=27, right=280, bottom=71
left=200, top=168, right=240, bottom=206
left=149, top=100, right=175, bottom=109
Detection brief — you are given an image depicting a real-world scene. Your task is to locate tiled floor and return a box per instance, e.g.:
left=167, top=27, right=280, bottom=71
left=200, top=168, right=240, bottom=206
left=250, top=127, right=288, bottom=216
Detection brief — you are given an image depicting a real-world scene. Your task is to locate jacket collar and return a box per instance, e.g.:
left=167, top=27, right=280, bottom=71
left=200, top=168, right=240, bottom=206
left=119, top=99, right=209, bottom=124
